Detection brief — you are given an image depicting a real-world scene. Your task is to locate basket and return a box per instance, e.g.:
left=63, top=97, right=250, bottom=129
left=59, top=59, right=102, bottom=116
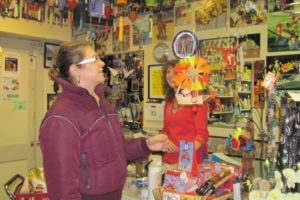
left=4, top=174, right=50, bottom=200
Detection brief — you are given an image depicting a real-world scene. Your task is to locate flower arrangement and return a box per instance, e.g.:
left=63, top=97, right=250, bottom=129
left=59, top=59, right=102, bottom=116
left=172, top=56, right=211, bottom=105
left=249, top=163, right=300, bottom=200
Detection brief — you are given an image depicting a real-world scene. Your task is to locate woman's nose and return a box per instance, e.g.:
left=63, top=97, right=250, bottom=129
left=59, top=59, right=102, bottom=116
left=98, top=60, right=105, bottom=67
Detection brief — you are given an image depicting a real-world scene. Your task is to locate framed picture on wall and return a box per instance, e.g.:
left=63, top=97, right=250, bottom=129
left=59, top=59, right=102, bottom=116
left=47, top=93, right=58, bottom=110
left=148, top=64, right=164, bottom=100
left=44, top=43, right=59, bottom=68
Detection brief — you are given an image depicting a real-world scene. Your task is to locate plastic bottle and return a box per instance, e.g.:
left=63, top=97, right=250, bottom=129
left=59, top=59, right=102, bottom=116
left=148, top=155, right=162, bottom=200
left=233, top=177, right=241, bottom=200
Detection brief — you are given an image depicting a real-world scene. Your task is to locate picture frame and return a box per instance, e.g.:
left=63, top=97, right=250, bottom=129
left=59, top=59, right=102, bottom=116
left=172, top=30, right=197, bottom=59
left=148, top=64, right=165, bottom=100
left=44, top=43, right=59, bottom=68
left=2, top=52, right=21, bottom=77
left=47, top=93, right=58, bottom=110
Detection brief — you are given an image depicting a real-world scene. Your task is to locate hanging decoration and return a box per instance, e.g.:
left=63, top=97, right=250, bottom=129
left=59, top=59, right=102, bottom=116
left=172, top=56, right=211, bottom=105
left=145, top=0, right=157, bottom=38
left=104, top=5, right=112, bottom=35
left=77, top=0, right=86, bottom=30
left=47, top=0, right=55, bottom=25
left=116, top=0, right=128, bottom=42
left=172, top=30, right=197, bottom=59
left=67, top=0, right=77, bottom=27
left=58, top=0, right=67, bottom=26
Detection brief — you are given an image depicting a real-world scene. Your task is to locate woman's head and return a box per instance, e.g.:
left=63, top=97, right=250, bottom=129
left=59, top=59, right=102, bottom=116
left=162, top=60, right=178, bottom=102
left=50, top=40, right=105, bottom=92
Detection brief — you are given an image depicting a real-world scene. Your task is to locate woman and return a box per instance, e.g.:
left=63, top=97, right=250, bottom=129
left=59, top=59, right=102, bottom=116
left=161, top=60, right=209, bottom=165
left=39, top=40, right=167, bottom=200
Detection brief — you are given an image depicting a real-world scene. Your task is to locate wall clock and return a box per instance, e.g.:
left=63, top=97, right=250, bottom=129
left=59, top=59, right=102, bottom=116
left=172, top=30, right=197, bottom=59
left=153, top=43, right=169, bottom=63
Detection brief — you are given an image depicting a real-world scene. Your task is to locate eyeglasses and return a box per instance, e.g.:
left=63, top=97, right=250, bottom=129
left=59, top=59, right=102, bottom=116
left=77, top=56, right=101, bottom=65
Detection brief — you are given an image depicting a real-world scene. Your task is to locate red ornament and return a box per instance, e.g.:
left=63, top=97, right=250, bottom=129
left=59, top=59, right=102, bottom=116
left=129, top=10, right=138, bottom=23
left=104, top=5, right=112, bottom=35
left=67, top=0, right=77, bottom=27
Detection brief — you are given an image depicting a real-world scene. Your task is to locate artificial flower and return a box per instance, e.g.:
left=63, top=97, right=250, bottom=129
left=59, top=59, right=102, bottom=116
left=274, top=170, right=284, bottom=190
left=267, top=188, right=282, bottom=200
left=283, top=168, right=296, bottom=188
left=296, top=170, right=300, bottom=183
left=249, top=190, right=264, bottom=200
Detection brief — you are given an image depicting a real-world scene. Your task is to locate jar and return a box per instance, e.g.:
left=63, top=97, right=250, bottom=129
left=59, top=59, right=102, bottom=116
left=135, top=158, right=149, bottom=178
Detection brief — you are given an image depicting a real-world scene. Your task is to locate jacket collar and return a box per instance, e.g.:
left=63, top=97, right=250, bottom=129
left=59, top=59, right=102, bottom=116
left=52, top=75, right=105, bottom=97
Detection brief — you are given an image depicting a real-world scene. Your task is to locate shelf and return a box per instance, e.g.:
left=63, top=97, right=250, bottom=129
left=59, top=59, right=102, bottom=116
left=216, top=96, right=234, bottom=98
left=241, top=79, right=251, bottom=83
left=224, top=78, right=235, bottom=81
left=212, top=111, right=234, bottom=115
left=241, top=109, right=251, bottom=112
left=238, top=91, right=251, bottom=94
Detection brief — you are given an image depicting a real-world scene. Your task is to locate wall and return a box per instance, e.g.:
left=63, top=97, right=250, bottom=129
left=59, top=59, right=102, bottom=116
left=104, top=7, right=300, bottom=138
left=0, top=37, right=40, bottom=200
left=0, top=1, right=72, bottom=42
left=104, top=4, right=300, bottom=178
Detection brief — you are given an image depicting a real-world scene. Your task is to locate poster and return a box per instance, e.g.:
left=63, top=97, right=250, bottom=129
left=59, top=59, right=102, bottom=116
left=268, top=0, right=294, bottom=12
left=47, top=3, right=68, bottom=26
left=199, top=37, right=240, bottom=70
left=230, top=0, right=268, bottom=27
left=152, top=10, right=174, bottom=43
left=112, top=25, right=130, bottom=52
left=266, top=54, right=300, bottom=81
left=240, top=34, right=260, bottom=58
left=195, top=0, right=227, bottom=31
left=2, top=77, right=20, bottom=100
left=0, top=0, right=20, bottom=18
left=2, top=52, right=20, bottom=77
left=133, top=13, right=152, bottom=46
left=148, top=65, right=164, bottom=99
left=22, top=2, right=45, bottom=22
left=268, top=13, right=300, bottom=52
left=174, top=1, right=192, bottom=26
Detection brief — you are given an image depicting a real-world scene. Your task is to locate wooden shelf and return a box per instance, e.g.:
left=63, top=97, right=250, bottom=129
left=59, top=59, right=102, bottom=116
left=212, top=111, right=234, bottom=115
left=216, top=96, right=234, bottom=98
left=224, top=78, right=235, bottom=81
left=241, top=79, right=251, bottom=83
left=238, top=91, right=251, bottom=94
left=241, top=109, right=251, bottom=112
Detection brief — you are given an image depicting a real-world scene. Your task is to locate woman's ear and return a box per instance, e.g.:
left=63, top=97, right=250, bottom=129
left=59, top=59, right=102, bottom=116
left=69, top=64, right=81, bottom=85
left=69, top=64, right=80, bottom=79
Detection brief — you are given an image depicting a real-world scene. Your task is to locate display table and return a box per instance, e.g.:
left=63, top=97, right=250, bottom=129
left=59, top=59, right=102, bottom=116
left=122, top=189, right=141, bottom=200
left=122, top=176, right=147, bottom=200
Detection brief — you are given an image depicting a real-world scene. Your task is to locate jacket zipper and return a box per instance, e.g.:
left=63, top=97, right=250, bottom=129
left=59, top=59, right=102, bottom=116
left=92, top=96, right=127, bottom=172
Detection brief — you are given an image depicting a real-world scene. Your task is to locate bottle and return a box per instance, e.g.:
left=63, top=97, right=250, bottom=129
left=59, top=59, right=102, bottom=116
left=233, top=177, right=241, bottom=200
left=148, top=155, right=162, bottom=200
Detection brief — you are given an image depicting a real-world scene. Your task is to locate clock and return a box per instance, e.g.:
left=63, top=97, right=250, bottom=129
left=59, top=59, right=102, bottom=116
left=172, top=30, right=197, bottom=59
left=153, top=43, right=169, bottom=63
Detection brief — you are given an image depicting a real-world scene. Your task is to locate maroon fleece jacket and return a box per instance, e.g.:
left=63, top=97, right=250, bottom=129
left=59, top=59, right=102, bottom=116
left=40, top=76, right=150, bottom=200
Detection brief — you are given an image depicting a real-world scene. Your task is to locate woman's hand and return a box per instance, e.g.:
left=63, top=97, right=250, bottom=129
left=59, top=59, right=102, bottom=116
left=195, top=141, right=201, bottom=150
left=146, top=134, right=168, bottom=151
left=165, top=140, right=179, bottom=153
